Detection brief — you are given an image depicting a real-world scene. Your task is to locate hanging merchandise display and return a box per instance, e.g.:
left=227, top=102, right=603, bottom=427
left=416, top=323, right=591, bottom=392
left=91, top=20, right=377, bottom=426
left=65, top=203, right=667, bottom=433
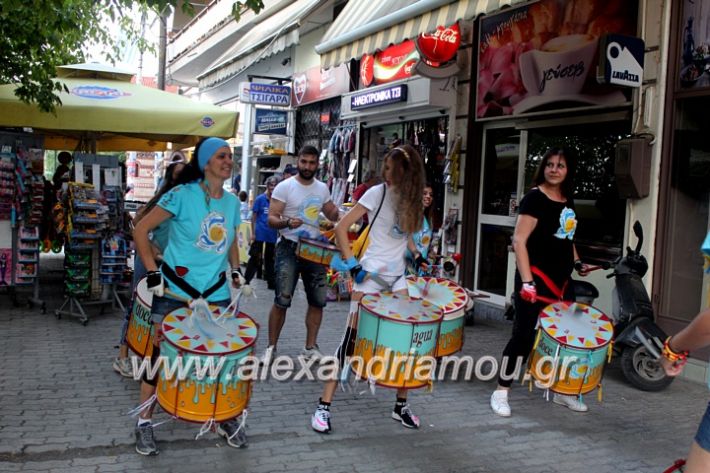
left=444, top=134, right=462, bottom=194
left=0, top=132, right=47, bottom=310
left=100, top=234, right=127, bottom=285
left=54, top=180, right=130, bottom=324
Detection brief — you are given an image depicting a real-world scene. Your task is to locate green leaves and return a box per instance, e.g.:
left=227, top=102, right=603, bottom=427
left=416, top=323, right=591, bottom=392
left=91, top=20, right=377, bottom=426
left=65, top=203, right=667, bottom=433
left=0, top=0, right=264, bottom=112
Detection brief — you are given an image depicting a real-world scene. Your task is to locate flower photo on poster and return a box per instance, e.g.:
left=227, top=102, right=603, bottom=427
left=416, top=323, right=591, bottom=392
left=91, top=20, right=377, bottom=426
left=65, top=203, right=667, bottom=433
left=476, top=0, right=637, bottom=119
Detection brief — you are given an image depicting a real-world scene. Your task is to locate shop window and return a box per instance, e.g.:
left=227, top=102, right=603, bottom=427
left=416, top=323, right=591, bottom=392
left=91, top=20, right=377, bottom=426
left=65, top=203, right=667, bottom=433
left=478, top=224, right=514, bottom=296
left=481, top=128, right=520, bottom=217
left=659, top=98, right=710, bottom=322
left=525, top=122, right=630, bottom=264
left=295, top=97, right=341, bottom=152
left=361, top=118, right=448, bottom=230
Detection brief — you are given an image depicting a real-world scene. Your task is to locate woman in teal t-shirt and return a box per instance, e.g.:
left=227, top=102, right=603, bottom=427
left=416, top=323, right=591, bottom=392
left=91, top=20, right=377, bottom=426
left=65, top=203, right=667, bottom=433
left=406, top=183, right=434, bottom=274
left=132, top=138, right=247, bottom=455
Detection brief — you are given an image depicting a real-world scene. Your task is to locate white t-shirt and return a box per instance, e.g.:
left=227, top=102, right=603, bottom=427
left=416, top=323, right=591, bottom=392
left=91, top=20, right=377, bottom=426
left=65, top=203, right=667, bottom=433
left=271, top=177, right=332, bottom=242
left=358, top=183, right=408, bottom=276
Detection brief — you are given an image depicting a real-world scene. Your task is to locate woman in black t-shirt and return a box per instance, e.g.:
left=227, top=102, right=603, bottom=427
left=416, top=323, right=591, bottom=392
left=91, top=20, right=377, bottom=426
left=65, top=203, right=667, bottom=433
left=490, top=148, right=591, bottom=417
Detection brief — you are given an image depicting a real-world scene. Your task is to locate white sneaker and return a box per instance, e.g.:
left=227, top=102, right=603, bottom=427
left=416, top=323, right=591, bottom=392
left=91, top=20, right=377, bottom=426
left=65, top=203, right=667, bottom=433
left=113, top=357, right=133, bottom=378
left=490, top=390, right=511, bottom=417
left=311, top=405, right=331, bottom=434
left=301, top=344, right=322, bottom=360
left=260, top=345, right=276, bottom=366
left=552, top=393, right=588, bottom=412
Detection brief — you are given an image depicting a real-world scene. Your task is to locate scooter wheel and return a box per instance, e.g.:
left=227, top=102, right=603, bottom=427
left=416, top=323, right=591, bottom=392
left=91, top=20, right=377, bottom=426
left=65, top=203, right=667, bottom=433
left=620, top=345, right=674, bottom=392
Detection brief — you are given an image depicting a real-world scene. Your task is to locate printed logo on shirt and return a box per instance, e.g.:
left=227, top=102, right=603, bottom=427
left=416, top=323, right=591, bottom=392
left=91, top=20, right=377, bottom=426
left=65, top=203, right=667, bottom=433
left=389, top=215, right=407, bottom=240
left=196, top=211, right=228, bottom=253
left=420, top=233, right=431, bottom=247
left=299, top=195, right=323, bottom=224
left=554, top=207, right=577, bottom=240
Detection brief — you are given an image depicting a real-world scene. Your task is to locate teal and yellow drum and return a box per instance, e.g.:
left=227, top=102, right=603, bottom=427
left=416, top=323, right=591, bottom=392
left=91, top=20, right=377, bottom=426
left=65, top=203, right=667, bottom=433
left=406, top=276, right=469, bottom=357
left=157, top=306, right=258, bottom=423
left=296, top=237, right=340, bottom=266
left=125, top=277, right=154, bottom=358
left=352, top=293, right=443, bottom=389
left=528, top=302, right=614, bottom=396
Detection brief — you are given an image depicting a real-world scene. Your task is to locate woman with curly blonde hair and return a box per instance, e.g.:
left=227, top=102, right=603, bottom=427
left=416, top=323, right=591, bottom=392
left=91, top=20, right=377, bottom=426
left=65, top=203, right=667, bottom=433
left=311, top=144, right=429, bottom=434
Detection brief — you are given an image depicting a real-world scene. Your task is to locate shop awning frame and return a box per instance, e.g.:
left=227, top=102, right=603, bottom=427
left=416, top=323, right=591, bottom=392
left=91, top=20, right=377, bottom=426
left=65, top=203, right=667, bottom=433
left=316, top=0, right=529, bottom=68
left=198, top=0, right=323, bottom=89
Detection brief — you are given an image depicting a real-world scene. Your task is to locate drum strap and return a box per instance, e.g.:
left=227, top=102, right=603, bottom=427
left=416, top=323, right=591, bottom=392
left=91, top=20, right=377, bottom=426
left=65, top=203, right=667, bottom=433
left=162, top=264, right=227, bottom=300
left=531, top=266, right=567, bottom=300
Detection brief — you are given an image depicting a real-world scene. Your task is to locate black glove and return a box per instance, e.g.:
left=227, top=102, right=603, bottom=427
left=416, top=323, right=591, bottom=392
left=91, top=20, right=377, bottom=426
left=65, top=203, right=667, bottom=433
left=349, top=264, right=368, bottom=284
left=231, top=268, right=245, bottom=286
left=146, top=270, right=164, bottom=297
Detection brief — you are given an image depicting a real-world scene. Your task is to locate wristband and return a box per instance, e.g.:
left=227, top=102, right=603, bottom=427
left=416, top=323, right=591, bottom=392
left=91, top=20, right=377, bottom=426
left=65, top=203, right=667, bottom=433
left=662, top=336, right=689, bottom=363
left=522, top=280, right=535, bottom=286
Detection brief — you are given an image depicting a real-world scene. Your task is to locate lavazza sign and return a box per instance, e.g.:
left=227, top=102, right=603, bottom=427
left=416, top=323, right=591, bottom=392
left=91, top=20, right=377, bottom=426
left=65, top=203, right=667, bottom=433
left=351, top=84, right=408, bottom=111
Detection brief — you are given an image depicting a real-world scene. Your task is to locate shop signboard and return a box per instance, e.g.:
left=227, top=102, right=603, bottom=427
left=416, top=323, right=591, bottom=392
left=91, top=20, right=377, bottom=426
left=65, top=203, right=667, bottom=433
left=372, top=40, right=419, bottom=85
left=254, top=109, right=288, bottom=135
left=679, top=0, right=710, bottom=90
left=416, top=23, right=461, bottom=65
left=239, top=82, right=291, bottom=107
left=351, top=84, right=408, bottom=110
left=291, top=63, right=350, bottom=107
left=597, top=34, right=644, bottom=88
left=476, top=0, right=637, bottom=119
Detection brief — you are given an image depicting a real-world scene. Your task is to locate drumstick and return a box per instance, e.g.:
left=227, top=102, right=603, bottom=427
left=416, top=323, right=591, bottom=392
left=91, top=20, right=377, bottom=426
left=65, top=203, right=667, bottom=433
left=422, top=279, right=432, bottom=297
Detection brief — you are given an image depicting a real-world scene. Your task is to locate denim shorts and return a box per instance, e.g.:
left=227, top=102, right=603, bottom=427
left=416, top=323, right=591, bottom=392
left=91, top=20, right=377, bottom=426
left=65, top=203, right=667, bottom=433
left=274, top=239, right=327, bottom=309
left=695, top=401, right=710, bottom=452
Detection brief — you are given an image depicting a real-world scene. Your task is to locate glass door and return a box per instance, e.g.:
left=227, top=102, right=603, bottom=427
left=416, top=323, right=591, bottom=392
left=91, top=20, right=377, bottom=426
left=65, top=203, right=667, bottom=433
left=474, top=125, right=525, bottom=305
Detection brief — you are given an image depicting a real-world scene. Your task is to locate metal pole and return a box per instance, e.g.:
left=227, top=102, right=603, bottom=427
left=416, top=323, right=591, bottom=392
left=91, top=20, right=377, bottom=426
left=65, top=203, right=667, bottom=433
left=157, top=8, right=168, bottom=91
left=241, top=104, right=253, bottom=196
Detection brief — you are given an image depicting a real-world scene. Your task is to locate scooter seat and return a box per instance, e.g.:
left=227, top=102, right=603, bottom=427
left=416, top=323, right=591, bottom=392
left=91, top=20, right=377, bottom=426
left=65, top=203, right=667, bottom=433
left=570, top=280, right=599, bottom=302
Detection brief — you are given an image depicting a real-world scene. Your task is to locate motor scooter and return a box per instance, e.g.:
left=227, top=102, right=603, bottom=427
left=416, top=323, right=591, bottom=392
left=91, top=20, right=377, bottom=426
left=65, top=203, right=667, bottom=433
left=505, top=220, right=673, bottom=391
left=572, top=221, right=673, bottom=391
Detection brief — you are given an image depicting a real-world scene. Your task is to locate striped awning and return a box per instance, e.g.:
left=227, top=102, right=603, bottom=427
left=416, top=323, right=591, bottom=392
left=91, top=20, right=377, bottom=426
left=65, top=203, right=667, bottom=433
left=317, top=0, right=529, bottom=69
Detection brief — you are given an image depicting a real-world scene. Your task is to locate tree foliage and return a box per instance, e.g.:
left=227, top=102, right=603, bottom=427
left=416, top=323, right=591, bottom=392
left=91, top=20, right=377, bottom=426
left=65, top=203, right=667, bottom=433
left=0, top=0, right=264, bottom=112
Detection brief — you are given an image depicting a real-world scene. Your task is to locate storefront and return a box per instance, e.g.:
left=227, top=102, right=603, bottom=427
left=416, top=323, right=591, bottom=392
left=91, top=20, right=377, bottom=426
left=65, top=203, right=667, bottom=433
left=342, top=74, right=458, bottom=232
left=290, top=60, right=353, bottom=204
left=463, top=0, right=640, bottom=315
left=655, top=0, right=710, bottom=362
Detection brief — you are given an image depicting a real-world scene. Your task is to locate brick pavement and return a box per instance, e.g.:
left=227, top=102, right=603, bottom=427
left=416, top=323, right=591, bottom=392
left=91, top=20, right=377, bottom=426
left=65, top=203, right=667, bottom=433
left=0, top=254, right=707, bottom=472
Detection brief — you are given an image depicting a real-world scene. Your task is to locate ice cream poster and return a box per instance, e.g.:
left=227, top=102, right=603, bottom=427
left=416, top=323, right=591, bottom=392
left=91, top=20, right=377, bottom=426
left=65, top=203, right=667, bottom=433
left=477, top=0, right=637, bottom=119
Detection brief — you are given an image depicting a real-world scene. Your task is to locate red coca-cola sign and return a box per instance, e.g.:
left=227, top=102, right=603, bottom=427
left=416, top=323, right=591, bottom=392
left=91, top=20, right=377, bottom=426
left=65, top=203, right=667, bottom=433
left=416, top=23, right=461, bottom=65
left=373, top=39, right=419, bottom=85
left=360, top=54, right=374, bottom=87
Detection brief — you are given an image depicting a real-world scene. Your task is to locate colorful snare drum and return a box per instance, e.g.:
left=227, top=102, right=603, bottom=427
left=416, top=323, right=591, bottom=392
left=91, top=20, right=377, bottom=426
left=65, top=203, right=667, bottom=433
left=528, top=302, right=614, bottom=396
left=406, top=276, right=469, bottom=357
left=157, top=306, right=258, bottom=423
left=296, top=237, right=340, bottom=266
left=126, top=278, right=154, bottom=357
left=352, top=293, right=443, bottom=389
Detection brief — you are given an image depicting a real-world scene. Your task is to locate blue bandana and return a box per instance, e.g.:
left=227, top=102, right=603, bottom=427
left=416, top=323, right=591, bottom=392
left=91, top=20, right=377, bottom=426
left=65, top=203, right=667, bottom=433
left=197, top=137, right=230, bottom=171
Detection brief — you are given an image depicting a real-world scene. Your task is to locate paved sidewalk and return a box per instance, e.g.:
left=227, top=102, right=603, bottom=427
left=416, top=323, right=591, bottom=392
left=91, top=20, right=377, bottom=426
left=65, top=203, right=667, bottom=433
left=0, top=254, right=707, bottom=473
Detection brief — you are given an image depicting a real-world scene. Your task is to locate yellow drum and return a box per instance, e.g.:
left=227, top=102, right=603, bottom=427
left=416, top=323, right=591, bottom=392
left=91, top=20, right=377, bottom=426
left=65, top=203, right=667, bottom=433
left=126, top=278, right=154, bottom=357
left=406, top=276, right=469, bottom=357
left=157, top=305, right=258, bottom=423
left=528, top=302, right=614, bottom=396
